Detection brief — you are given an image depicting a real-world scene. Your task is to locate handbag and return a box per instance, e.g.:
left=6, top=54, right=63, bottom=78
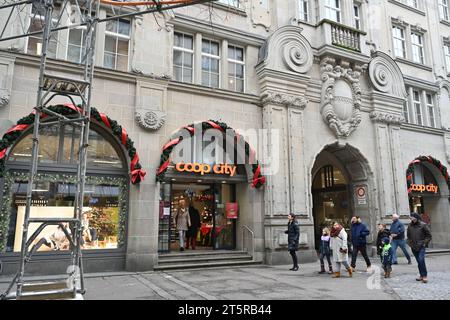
left=337, top=235, right=348, bottom=254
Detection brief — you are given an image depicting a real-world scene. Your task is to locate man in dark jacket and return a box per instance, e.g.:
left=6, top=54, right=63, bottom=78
left=350, top=216, right=372, bottom=272
left=186, top=205, right=201, bottom=250
left=390, top=213, right=412, bottom=264
left=407, top=212, right=432, bottom=283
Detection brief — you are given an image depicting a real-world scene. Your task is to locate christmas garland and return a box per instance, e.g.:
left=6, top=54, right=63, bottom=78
left=155, top=120, right=266, bottom=189
left=406, top=155, right=450, bottom=193
left=0, top=104, right=145, bottom=184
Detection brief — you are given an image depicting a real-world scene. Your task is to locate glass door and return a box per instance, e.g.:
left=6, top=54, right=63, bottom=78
left=212, top=183, right=236, bottom=250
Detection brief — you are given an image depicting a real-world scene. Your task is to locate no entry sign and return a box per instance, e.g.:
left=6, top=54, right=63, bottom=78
left=355, top=185, right=367, bottom=205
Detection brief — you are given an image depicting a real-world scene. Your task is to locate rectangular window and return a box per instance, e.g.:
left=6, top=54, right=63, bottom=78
left=403, top=100, right=410, bottom=123
left=445, top=43, right=450, bottom=74
left=27, top=7, right=59, bottom=58
left=201, top=39, right=220, bottom=88
left=426, top=93, right=435, bottom=128
left=228, top=45, right=245, bottom=93
left=67, top=27, right=85, bottom=63
left=324, top=0, right=341, bottom=23
left=392, top=26, right=406, bottom=58
left=413, top=90, right=422, bottom=125
left=440, top=0, right=450, bottom=21
left=103, top=18, right=130, bottom=71
left=405, top=0, right=419, bottom=8
left=217, top=0, right=240, bottom=7
left=299, top=0, right=309, bottom=22
left=353, top=3, right=361, bottom=30
left=173, top=32, right=194, bottom=83
left=411, top=32, right=424, bottom=64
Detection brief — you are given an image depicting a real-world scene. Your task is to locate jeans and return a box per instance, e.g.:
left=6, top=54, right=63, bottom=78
left=186, top=228, right=198, bottom=249
left=351, top=245, right=371, bottom=268
left=391, top=239, right=411, bottom=263
left=319, top=252, right=332, bottom=269
left=413, top=247, right=427, bottom=277
left=334, top=261, right=350, bottom=272
left=178, top=230, right=186, bottom=248
left=289, top=250, right=298, bottom=268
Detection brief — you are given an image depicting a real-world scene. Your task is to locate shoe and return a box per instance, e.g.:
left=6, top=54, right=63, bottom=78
left=366, top=266, right=373, bottom=273
left=293, top=266, right=299, bottom=271
left=386, top=272, right=391, bottom=278
left=180, top=247, right=184, bottom=252
left=407, top=260, right=412, bottom=265
left=347, top=267, right=353, bottom=277
left=384, top=273, right=388, bottom=278
left=327, top=270, right=333, bottom=274
left=422, top=277, right=428, bottom=283
left=332, top=272, right=341, bottom=278
left=318, top=270, right=326, bottom=274
left=416, top=277, right=423, bottom=281
left=393, top=262, right=398, bottom=265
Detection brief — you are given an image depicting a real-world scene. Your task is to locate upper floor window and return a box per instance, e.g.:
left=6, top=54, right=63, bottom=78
left=324, top=0, right=341, bottom=23
left=298, top=0, right=309, bottom=22
left=103, top=18, right=130, bottom=72
left=426, top=93, right=436, bottom=128
left=67, top=27, right=86, bottom=63
left=413, top=90, right=422, bottom=125
left=444, top=42, right=450, bottom=74
left=403, top=100, right=410, bottom=123
left=217, top=0, right=240, bottom=7
left=411, top=32, right=424, bottom=64
left=27, top=6, right=59, bottom=58
left=353, top=3, right=361, bottom=30
left=440, top=0, right=450, bottom=21
left=392, top=26, right=406, bottom=58
left=228, top=45, right=245, bottom=93
left=201, top=39, right=220, bottom=88
left=173, top=32, right=194, bottom=83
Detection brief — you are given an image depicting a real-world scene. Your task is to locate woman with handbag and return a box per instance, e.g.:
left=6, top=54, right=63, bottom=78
left=330, top=222, right=353, bottom=278
left=285, top=213, right=300, bottom=271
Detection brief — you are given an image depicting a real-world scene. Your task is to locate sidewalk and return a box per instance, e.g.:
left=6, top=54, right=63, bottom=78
left=1, top=254, right=449, bottom=300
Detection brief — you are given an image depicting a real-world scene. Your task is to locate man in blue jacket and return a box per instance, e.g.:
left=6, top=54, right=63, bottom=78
left=350, top=216, right=372, bottom=272
left=390, top=213, right=412, bottom=265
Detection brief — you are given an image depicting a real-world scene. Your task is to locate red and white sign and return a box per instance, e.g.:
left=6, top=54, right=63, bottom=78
left=226, top=203, right=238, bottom=219
left=355, top=186, right=367, bottom=205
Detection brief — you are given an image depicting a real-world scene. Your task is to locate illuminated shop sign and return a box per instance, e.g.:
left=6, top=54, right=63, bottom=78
left=175, top=162, right=237, bottom=176
left=410, top=183, right=438, bottom=194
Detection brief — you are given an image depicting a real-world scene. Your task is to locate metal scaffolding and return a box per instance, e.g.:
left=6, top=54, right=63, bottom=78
left=0, top=0, right=215, bottom=300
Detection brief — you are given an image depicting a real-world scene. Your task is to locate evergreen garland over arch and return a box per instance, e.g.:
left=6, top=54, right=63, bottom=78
left=156, top=120, right=266, bottom=189
left=0, top=104, right=146, bottom=184
left=406, top=155, right=450, bottom=193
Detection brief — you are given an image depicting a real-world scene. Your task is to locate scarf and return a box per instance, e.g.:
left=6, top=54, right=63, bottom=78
left=330, top=226, right=343, bottom=237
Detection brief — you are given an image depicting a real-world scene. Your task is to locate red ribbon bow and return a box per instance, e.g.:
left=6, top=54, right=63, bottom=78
left=131, top=169, right=147, bottom=184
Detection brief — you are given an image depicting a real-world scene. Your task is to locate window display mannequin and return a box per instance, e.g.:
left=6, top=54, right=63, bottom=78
left=29, top=223, right=71, bottom=255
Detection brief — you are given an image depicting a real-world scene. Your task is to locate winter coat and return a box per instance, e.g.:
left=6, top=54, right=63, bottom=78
left=174, top=208, right=191, bottom=231
left=351, top=222, right=370, bottom=246
left=319, top=235, right=331, bottom=255
left=188, top=206, right=201, bottom=228
left=407, top=220, right=432, bottom=252
left=381, top=244, right=393, bottom=265
left=331, top=228, right=349, bottom=263
left=376, top=229, right=391, bottom=255
left=285, top=220, right=299, bottom=251
left=390, top=220, right=405, bottom=240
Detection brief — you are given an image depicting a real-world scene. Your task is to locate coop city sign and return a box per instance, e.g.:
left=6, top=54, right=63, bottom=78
left=410, top=183, right=439, bottom=194
left=175, top=162, right=237, bottom=177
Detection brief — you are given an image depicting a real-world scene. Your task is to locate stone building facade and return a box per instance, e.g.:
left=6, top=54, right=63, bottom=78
left=0, top=0, right=450, bottom=273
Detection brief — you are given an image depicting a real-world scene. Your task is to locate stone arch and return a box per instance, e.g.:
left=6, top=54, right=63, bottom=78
left=258, top=25, right=313, bottom=74
left=368, top=51, right=407, bottom=98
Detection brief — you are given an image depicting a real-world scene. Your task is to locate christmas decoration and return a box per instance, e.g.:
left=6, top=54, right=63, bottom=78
left=406, top=155, right=450, bottom=193
left=0, top=104, right=145, bottom=184
left=156, top=120, right=266, bottom=188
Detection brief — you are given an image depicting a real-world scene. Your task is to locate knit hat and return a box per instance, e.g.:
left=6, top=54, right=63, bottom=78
left=382, top=237, right=390, bottom=244
left=410, top=212, right=421, bottom=221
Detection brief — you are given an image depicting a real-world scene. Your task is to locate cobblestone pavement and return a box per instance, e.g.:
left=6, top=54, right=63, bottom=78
left=1, top=253, right=449, bottom=300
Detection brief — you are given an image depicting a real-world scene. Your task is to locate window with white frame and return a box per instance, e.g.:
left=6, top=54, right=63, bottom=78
left=392, top=26, right=406, bottom=58
left=413, top=90, right=422, bottom=125
left=324, top=0, right=341, bottom=23
left=411, top=32, right=424, bottom=64
left=173, top=32, right=194, bottom=83
left=444, top=42, right=450, bottom=74
left=228, top=45, right=244, bottom=92
left=27, top=6, right=59, bottom=58
left=353, top=3, right=361, bottom=30
left=217, top=0, right=240, bottom=7
left=103, top=18, right=130, bottom=71
left=67, top=27, right=86, bottom=63
left=201, top=39, right=220, bottom=88
left=298, top=0, right=309, bottom=22
left=440, top=0, right=450, bottom=21
left=403, top=100, right=410, bottom=123
left=426, top=93, right=435, bottom=128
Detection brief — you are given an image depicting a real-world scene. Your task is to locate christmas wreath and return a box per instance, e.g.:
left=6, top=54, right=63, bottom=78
left=406, top=155, right=450, bottom=193
left=0, top=104, right=146, bottom=184
left=156, top=120, right=266, bottom=188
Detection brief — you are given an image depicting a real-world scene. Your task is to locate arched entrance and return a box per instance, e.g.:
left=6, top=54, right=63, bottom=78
left=407, top=156, right=450, bottom=248
left=311, top=142, right=374, bottom=250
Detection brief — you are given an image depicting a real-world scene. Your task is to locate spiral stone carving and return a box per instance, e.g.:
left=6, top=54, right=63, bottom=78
left=368, top=51, right=407, bottom=98
left=282, top=40, right=311, bottom=73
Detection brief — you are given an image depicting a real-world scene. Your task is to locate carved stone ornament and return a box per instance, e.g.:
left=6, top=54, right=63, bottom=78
left=0, top=92, right=9, bottom=108
left=135, top=110, right=166, bottom=131
left=368, top=51, right=407, bottom=98
left=259, top=25, right=313, bottom=74
left=261, top=91, right=308, bottom=109
left=369, top=111, right=404, bottom=125
left=320, top=57, right=362, bottom=138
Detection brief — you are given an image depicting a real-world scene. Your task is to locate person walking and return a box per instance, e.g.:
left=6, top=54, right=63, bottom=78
left=376, top=223, right=391, bottom=260
left=381, top=237, right=394, bottom=278
left=186, top=204, right=200, bottom=250
left=318, top=227, right=333, bottom=274
left=174, top=198, right=191, bottom=252
left=407, top=212, right=432, bottom=283
left=350, top=216, right=372, bottom=272
left=285, top=213, right=299, bottom=271
left=330, top=222, right=352, bottom=278
left=390, top=214, right=412, bottom=265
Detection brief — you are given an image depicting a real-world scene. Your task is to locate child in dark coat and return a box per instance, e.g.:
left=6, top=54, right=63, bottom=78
left=381, top=237, right=394, bottom=278
left=318, top=227, right=333, bottom=274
